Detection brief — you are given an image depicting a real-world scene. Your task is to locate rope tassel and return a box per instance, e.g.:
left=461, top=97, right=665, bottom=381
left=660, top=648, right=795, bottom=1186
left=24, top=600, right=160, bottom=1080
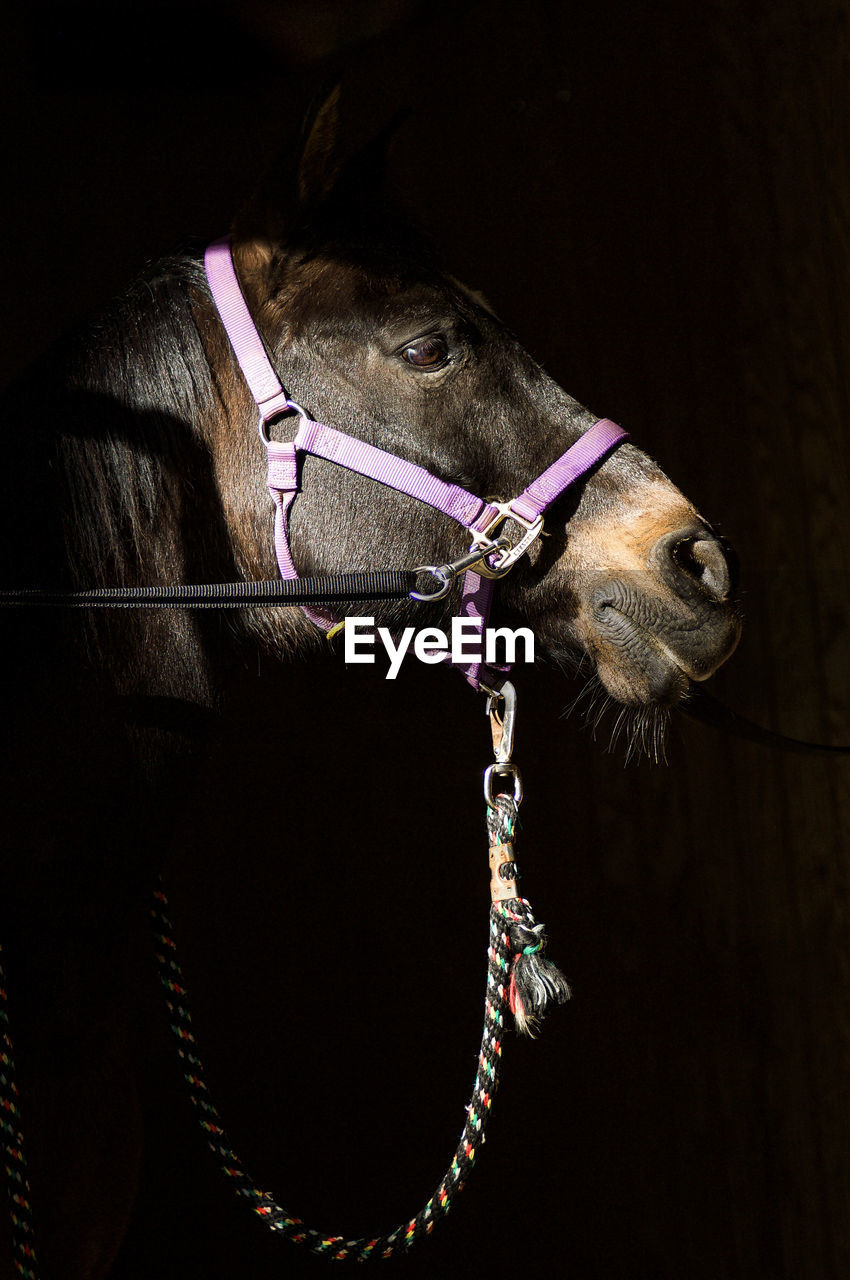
left=487, top=794, right=570, bottom=1036
left=498, top=899, right=571, bottom=1036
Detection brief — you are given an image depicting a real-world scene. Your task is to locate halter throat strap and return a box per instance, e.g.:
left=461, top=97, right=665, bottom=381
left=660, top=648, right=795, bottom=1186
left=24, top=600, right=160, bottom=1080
left=204, top=237, right=629, bottom=688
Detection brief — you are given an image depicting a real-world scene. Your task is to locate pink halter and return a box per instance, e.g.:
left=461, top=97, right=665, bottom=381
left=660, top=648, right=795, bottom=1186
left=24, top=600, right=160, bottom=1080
left=204, top=237, right=629, bottom=690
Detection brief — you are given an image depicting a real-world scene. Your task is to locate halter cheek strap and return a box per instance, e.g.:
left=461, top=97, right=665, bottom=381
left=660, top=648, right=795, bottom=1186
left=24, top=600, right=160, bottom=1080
left=204, top=237, right=629, bottom=689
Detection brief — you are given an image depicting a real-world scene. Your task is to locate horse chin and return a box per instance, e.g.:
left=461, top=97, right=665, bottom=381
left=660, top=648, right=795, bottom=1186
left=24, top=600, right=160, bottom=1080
left=594, top=646, right=692, bottom=708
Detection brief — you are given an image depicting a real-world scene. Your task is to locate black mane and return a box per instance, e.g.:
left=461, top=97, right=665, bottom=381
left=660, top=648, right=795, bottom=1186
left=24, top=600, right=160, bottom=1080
left=1, top=251, right=239, bottom=708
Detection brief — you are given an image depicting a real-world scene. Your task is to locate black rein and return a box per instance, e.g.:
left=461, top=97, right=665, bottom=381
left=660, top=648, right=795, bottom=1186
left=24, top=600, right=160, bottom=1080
left=0, top=571, right=415, bottom=609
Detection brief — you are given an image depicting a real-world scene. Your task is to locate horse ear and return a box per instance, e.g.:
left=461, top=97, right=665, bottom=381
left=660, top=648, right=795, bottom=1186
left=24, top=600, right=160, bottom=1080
left=228, top=83, right=343, bottom=296
left=295, top=82, right=344, bottom=209
left=294, top=83, right=407, bottom=217
left=230, top=87, right=406, bottom=293
left=329, top=106, right=410, bottom=214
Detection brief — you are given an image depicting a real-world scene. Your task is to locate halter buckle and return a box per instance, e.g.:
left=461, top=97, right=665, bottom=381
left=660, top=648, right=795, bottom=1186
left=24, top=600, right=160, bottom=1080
left=470, top=502, right=545, bottom=578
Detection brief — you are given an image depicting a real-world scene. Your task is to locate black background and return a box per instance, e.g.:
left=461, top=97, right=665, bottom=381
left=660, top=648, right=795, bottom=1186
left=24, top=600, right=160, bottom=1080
left=3, top=2, right=850, bottom=1277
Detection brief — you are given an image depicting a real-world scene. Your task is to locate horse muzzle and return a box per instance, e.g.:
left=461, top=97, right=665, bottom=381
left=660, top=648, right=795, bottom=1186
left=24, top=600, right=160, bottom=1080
left=586, top=523, right=742, bottom=705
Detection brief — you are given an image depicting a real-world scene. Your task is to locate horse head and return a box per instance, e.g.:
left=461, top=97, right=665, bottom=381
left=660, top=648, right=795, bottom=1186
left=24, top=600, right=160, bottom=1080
left=198, top=91, right=740, bottom=714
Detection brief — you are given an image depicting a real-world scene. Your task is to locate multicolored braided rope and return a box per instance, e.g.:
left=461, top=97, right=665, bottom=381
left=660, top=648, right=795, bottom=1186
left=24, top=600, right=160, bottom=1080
left=150, top=793, right=569, bottom=1261
left=0, top=946, right=39, bottom=1280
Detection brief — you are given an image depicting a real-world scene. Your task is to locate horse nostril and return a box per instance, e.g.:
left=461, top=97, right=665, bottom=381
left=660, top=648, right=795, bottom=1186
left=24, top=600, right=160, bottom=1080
left=652, top=526, right=735, bottom=603
left=671, top=534, right=732, bottom=601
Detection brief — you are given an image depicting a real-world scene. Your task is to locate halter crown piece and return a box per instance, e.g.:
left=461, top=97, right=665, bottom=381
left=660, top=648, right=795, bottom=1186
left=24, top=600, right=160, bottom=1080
left=203, top=236, right=629, bottom=691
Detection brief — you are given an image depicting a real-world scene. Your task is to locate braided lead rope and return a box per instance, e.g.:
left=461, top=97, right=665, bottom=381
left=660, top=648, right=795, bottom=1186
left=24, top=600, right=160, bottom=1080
left=149, top=789, right=570, bottom=1261
left=150, top=884, right=510, bottom=1260
left=0, top=947, right=39, bottom=1280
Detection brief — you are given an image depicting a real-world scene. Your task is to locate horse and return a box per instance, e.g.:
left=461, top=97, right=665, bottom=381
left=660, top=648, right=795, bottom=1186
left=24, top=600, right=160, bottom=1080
left=0, top=91, right=741, bottom=1279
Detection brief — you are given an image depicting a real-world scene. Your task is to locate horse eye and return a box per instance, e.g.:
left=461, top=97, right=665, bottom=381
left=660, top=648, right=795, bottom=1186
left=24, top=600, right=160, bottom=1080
left=400, top=336, right=449, bottom=368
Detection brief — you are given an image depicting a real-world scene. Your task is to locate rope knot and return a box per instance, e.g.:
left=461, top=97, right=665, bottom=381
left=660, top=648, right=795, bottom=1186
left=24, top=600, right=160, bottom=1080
left=485, top=788, right=571, bottom=1037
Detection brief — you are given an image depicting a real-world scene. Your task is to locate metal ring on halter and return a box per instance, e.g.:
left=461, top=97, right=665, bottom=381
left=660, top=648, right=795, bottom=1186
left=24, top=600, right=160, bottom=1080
left=258, top=399, right=307, bottom=446
left=484, top=762, right=523, bottom=807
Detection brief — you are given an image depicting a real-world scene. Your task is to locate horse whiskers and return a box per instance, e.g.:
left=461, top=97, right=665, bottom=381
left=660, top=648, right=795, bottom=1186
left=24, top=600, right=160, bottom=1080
left=620, top=703, right=671, bottom=765
left=609, top=703, right=630, bottom=750
left=560, top=669, right=611, bottom=737
left=560, top=669, right=670, bottom=764
left=550, top=646, right=590, bottom=682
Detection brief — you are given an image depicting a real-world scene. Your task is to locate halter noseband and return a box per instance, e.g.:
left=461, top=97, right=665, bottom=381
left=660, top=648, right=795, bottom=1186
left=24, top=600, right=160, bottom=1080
left=204, top=237, right=629, bottom=690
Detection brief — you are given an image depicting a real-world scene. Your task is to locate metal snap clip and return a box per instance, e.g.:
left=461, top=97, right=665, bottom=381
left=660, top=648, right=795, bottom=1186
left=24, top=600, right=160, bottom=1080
left=410, top=538, right=511, bottom=602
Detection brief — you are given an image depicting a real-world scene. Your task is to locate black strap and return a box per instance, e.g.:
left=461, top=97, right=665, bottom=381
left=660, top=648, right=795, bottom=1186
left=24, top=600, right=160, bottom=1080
left=681, top=688, right=850, bottom=756
left=0, top=571, right=415, bottom=609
